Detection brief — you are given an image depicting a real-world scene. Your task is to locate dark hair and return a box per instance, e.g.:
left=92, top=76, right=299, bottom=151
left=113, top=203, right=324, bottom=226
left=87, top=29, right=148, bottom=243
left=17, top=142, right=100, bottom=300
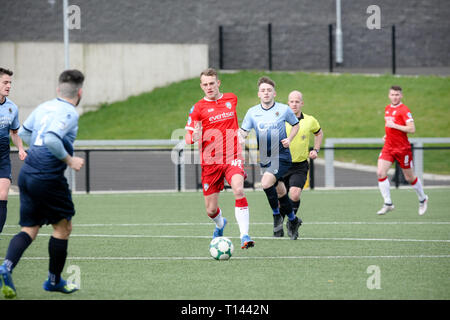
left=200, top=68, right=218, bottom=79
left=0, top=67, right=13, bottom=77
left=390, top=85, right=402, bottom=92
left=257, top=76, right=275, bottom=89
left=59, top=69, right=84, bottom=85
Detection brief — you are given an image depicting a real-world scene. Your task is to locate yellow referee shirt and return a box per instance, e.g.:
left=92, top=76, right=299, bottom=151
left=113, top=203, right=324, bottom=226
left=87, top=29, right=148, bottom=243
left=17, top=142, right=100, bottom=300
left=286, top=113, right=321, bottom=163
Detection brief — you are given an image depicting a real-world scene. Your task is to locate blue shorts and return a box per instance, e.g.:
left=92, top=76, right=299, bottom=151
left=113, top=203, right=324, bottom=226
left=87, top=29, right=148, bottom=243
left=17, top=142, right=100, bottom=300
left=0, top=158, right=12, bottom=180
left=18, top=169, right=75, bottom=227
left=260, top=159, right=292, bottom=181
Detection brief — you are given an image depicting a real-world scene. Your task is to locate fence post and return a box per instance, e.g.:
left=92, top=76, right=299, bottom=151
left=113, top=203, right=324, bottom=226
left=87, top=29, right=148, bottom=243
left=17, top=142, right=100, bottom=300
left=219, top=25, right=224, bottom=69
left=412, top=142, right=424, bottom=186
left=329, top=24, right=334, bottom=73
left=268, top=23, right=272, bottom=70
left=324, top=143, right=335, bottom=188
left=85, top=150, right=90, bottom=193
left=309, top=157, right=315, bottom=190
left=392, top=25, right=396, bottom=75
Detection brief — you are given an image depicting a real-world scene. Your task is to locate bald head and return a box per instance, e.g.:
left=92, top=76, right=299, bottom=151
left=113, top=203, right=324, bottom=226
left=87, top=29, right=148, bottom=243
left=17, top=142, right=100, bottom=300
left=288, top=90, right=304, bottom=116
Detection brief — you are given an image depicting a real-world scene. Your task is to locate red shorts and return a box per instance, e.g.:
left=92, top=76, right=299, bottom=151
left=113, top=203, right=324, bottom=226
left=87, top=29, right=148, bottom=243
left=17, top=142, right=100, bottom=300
left=201, top=159, right=246, bottom=196
left=379, top=146, right=413, bottom=169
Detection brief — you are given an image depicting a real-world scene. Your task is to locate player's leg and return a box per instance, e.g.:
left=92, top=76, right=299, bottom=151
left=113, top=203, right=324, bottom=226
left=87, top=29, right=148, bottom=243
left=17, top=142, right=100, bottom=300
left=376, top=158, right=395, bottom=214
left=1, top=171, right=39, bottom=298
left=43, top=218, right=78, bottom=294
left=401, top=167, right=428, bottom=215
left=261, top=172, right=284, bottom=237
left=229, top=173, right=254, bottom=248
left=0, top=225, right=39, bottom=299
left=204, top=192, right=227, bottom=239
left=289, top=186, right=302, bottom=214
left=276, top=180, right=301, bottom=240
left=0, top=178, right=11, bottom=233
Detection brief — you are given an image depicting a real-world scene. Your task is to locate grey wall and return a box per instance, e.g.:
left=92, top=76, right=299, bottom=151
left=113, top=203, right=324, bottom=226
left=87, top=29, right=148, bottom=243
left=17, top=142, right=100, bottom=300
left=1, top=0, right=449, bottom=70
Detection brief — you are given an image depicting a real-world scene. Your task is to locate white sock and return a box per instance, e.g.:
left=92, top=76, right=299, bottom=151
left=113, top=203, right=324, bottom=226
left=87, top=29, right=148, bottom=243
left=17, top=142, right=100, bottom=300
left=378, top=177, right=392, bottom=204
left=211, top=208, right=224, bottom=229
left=411, top=177, right=426, bottom=202
left=235, top=206, right=249, bottom=239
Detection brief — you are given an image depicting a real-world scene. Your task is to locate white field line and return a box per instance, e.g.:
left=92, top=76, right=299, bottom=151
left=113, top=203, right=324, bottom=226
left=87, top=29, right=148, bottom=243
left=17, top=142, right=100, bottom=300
left=6, top=255, right=450, bottom=261
left=1, top=233, right=449, bottom=243
left=4, top=221, right=450, bottom=228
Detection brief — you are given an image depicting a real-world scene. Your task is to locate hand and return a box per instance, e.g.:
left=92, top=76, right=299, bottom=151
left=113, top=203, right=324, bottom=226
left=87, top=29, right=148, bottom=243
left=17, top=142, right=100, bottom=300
left=18, top=149, right=27, bottom=161
left=385, top=120, right=396, bottom=129
left=67, top=156, right=84, bottom=171
left=192, top=121, right=202, bottom=143
left=309, top=150, right=318, bottom=159
left=281, top=138, right=290, bottom=148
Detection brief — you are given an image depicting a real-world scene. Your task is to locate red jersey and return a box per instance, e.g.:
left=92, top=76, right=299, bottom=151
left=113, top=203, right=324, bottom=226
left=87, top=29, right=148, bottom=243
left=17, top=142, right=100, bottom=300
left=185, top=93, right=242, bottom=165
left=384, top=103, right=414, bottom=150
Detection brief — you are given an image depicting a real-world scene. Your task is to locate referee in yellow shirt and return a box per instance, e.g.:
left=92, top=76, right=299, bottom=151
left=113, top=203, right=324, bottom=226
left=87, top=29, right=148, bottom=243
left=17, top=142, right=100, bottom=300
left=278, top=90, right=323, bottom=237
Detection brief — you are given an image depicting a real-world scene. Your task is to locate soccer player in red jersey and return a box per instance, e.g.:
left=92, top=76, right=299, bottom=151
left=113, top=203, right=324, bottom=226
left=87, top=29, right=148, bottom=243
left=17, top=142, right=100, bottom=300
left=376, top=86, right=428, bottom=215
left=184, top=68, right=254, bottom=249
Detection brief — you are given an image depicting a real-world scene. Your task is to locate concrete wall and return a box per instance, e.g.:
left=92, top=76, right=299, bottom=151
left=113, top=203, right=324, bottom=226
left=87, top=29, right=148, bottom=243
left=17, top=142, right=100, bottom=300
left=1, top=0, right=449, bottom=71
left=0, top=42, right=208, bottom=121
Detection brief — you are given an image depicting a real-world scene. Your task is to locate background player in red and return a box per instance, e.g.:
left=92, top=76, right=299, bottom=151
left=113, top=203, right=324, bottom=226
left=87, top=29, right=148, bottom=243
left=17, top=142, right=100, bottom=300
left=184, top=68, right=254, bottom=249
left=376, top=86, right=428, bottom=215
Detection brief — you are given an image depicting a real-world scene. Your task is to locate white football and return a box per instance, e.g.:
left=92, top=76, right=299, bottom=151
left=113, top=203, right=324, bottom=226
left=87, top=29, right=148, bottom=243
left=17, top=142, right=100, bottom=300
left=209, top=237, right=234, bottom=260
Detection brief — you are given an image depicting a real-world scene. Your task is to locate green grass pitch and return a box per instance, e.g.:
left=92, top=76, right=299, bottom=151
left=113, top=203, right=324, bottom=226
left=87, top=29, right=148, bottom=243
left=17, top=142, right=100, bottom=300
left=1, top=188, right=449, bottom=300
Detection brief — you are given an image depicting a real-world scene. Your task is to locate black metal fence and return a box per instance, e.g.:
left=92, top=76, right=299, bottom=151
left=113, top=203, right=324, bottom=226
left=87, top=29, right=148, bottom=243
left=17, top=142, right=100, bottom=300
left=9, top=146, right=450, bottom=193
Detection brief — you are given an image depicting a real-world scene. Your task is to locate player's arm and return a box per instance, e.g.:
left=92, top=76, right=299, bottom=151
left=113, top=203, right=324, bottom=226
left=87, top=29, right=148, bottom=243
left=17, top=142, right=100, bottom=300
left=185, top=121, right=202, bottom=145
left=44, top=132, right=84, bottom=171
left=281, top=122, right=299, bottom=148
left=385, top=119, right=415, bottom=133
left=10, top=128, right=27, bottom=160
left=309, top=128, right=323, bottom=159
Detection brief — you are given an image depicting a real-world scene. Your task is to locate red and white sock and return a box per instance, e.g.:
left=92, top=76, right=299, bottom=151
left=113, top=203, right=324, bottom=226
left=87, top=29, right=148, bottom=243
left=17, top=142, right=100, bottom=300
left=378, top=176, right=392, bottom=204
left=210, top=208, right=224, bottom=229
left=411, top=177, right=426, bottom=202
left=235, top=197, right=250, bottom=238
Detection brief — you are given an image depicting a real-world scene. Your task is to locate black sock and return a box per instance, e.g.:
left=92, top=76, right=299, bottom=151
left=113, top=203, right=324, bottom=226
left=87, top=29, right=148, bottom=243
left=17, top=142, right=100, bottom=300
left=292, top=200, right=301, bottom=215
left=279, top=194, right=294, bottom=219
left=263, top=185, right=280, bottom=214
left=3, top=231, right=33, bottom=272
left=48, top=236, right=68, bottom=285
left=0, top=200, right=7, bottom=233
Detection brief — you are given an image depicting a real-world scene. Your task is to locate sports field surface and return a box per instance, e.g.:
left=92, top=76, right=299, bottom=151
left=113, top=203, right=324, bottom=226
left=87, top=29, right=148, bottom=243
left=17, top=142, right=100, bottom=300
left=1, top=188, right=449, bottom=300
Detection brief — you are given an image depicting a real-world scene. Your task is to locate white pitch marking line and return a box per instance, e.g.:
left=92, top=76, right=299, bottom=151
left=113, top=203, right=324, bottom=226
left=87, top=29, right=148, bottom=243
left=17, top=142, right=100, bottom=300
left=2, top=233, right=449, bottom=243
left=4, top=221, right=450, bottom=228
left=9, top=255, right=450, bottom=261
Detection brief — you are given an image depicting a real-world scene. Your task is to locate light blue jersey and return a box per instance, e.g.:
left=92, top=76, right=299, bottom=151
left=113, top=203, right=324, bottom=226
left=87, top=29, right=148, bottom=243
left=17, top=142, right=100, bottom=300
left=0, top=97, right=20, bottom=160
left=20, top=98, right=79, bottom=178
left=241, top=102, right=299, bottom=166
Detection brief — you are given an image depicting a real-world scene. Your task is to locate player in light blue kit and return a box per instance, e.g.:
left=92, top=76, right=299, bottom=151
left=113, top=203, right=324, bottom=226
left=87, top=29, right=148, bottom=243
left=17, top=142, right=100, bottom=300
left=0, top=68, right=27, bottom=235
left=0, top=70, right=85, bottom=299
left=239, top=76, right=302, bottom=239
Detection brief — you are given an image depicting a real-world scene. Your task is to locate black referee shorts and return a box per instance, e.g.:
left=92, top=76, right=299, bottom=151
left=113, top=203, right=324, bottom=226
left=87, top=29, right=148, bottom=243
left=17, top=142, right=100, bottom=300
left=281, top=160, right=309, bottom=190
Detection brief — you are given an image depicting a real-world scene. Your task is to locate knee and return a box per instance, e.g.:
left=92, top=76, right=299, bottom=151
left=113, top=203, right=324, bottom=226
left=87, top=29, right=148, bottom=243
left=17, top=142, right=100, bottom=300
left=206, top=204, right=218, bottom=217
left=289, top=188, right=302, bottom=202
left=53, top=223, right=72, bottom=239
left=376, top=169, right=387, bottom=180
